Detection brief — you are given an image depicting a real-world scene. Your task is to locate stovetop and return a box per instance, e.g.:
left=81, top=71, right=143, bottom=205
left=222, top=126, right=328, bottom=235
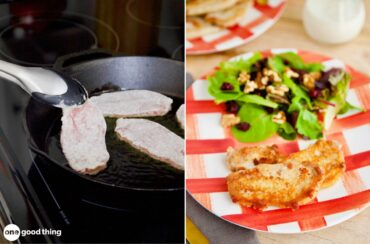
left=0, top=0, right=184, bottom=243
left=0, top=0, right=184, bottom=66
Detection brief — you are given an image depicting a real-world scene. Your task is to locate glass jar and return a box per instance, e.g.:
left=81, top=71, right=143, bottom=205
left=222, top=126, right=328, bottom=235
left=303, top=0, right=366, bottom=44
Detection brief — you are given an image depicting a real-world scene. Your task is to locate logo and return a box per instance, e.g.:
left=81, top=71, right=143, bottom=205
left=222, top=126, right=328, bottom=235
left=3, top=224, right=20, bottom=241
left=3, top=224, right=62, bottom=241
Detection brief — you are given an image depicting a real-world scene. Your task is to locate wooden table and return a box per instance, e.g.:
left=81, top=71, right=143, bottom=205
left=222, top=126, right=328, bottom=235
left=186, top=0, right=370, bottom=243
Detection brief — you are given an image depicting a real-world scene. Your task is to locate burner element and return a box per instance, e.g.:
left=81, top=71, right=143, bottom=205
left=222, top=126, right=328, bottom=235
left=171, top=44, right=184, bottom=61
left=0, top=12, right=119, bottom=66
left=126, top=0, right=183, bottom=29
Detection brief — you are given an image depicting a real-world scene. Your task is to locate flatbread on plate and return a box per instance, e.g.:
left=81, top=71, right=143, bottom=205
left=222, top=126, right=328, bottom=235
left=186, top=16, right=222, bottom=39
left=187, top=0, right=241, bottom=16
left=205, top=0, right=253, bottom=28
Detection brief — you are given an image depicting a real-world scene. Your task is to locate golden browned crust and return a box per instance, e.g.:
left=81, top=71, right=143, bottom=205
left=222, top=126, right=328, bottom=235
left=225, top=140, right=345, bottom=210
left=287, top=140, right=345, bottom=188
left=226, top=144, right=285, bottom=171
left=227, top=163, right=323, bottom=210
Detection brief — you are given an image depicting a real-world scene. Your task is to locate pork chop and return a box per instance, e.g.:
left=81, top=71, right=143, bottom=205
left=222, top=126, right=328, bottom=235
left=90, top=90, right=173, bottom=118
left=115, top=119, right=184, bottom=170
left=227, top=162, right=323, bottom=210
left=176, top=104, right=185, bottom=129
left=287, top=140, right=345, bottom=188
left=226, top=145, right=285, bottom=171
left=61, top=100, right=109, bottom=175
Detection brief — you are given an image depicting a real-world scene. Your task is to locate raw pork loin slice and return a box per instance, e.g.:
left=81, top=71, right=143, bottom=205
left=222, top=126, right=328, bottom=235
left=115, top=119, right=184, bottom=170
left=176, top=104, right=184, bottom=129
left=61, top=100, right=109, bottom=175
left=90, top=90, right=173, bottom=118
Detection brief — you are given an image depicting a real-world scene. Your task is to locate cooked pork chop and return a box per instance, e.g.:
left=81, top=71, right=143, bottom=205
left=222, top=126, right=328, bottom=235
left=115, top=119, right=184, bottom=170
left=176, top=104, right=185, bottom=129
left=226, top=145, right=285, bottom=171
left=227, top=162, right=323, bottom=210
left=61, top=100, right=109, bottom=175
left=287, top=140, right=345, bottom=188
left=227, top=140, right=345, bottom=188
left=90, top=90, right=173, bottom=118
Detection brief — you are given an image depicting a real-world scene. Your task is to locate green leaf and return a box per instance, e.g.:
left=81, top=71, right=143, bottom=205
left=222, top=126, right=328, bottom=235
left=296, top=109, right=323, bottom=139
left=288, top=96, right=304, bottom=112
left=277, top=52, right=324, bottom=72
left=231, top=103, right=279, bottom=142
left=323, top=73, right=351, bottom=129
left=208, top=71, right=242, bottom=104
left=219, top=52, right=263, bottom=75
left=207, top=52, right=263, bottom=104
left=237, top=94, right=279, bottom=108
left=305, top=63, right=325, bottom=72
left=338, top=101, right=364, bottom=115
left=268, top=56, right=285, bottom=73
left=278, top=122, right=297, bottom=140
left=283, top=74, right=312, bottom=112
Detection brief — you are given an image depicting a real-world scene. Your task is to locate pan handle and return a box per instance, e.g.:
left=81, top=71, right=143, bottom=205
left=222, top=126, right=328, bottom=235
left=28, top=143, right=69, bottom=169
left=28, top=143, right=53, bottom=161
left=53, top=49, right=115, bottom=70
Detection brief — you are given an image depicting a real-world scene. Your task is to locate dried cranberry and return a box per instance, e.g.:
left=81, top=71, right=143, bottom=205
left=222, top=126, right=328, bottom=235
left=292, top=69, right=307, bottom=83
left=252, top=58, right=267, bottom=71
left=254, top=90, right=267, bottom=97
left=220, top=82, right=234, bottom=91
left=250, top=71, right=258, bottom=81
left=226, top=101, right=240, bottom=114
left=265, top=107, right=274, bottom=114
left=309, top=89, right=321, bottom=98
left=236, top=122, right=250, bottom=131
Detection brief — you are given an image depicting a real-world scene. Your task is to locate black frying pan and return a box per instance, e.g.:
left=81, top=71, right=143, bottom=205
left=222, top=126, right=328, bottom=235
left=25, top=52, right=184, bottom=212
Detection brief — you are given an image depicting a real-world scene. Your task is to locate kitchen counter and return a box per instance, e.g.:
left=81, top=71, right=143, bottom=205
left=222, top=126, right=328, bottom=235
left=186, top=0, right=370, bottom=243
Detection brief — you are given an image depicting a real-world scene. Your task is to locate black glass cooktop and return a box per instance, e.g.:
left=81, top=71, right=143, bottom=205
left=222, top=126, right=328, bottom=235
left=0, top=0, right=184, bottom=66
left=0, top=0, right=184, bottom=243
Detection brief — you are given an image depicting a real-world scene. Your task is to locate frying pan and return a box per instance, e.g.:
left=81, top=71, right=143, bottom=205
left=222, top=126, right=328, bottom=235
left=25, top=51, right=184, bottom=212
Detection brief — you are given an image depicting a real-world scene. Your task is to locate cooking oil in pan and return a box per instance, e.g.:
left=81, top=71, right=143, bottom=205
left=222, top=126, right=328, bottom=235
left=47, top=96, right=184, bottom=190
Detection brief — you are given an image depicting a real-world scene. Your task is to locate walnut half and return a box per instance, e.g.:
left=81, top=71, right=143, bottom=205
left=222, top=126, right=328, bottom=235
left=221, top=114, right=241, bottom=127
left=266, top=84, right=289, bottom=97
left=303, top=72, right=321, bottom=90
left=272, top=111, right=286, bottom=124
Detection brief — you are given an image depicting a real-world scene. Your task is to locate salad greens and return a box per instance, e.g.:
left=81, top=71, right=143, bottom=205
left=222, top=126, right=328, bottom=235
left=278, top=122, right=297, bottom=140
left=238, top=94, right=278, bottom=108
left=208, top=71, right=242, bottom=103
left=208, top=51, right=360, bottom=143
left=268, top=56, right=285, bottom=73
left=283, top=74, right=312, bottom=112
left=219, top=52, right=263, bottom=75
left=276, top=52, right=324, bottom=72
left=231, top=103, right=278, bottom=142
left=296, top=109, right=323, bottom=139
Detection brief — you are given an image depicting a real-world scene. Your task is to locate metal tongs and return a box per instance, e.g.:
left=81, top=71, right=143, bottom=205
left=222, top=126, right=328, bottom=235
left=0, top=60, right=88, bottom=107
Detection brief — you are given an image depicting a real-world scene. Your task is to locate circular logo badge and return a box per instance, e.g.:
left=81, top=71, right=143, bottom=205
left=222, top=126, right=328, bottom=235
left=3, top=224, right=20, bottom=241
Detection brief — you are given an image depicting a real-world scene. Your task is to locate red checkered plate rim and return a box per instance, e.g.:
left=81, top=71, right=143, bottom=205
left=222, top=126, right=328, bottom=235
left=186, top=0, right=287, bottom=55
left=186, top=49, right=370, bottom=233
